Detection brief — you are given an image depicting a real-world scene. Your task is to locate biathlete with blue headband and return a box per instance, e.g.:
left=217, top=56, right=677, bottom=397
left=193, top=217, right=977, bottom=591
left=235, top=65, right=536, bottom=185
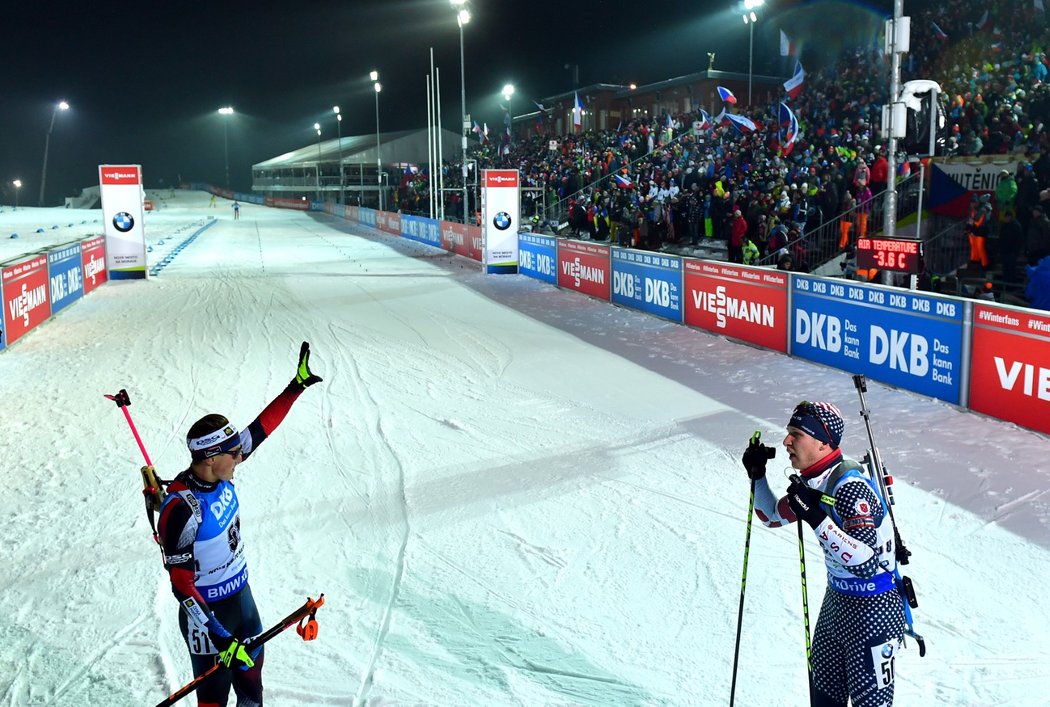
left=742, top=400, right=906, bottom=707
left=157, top=342, right=322, bottom=707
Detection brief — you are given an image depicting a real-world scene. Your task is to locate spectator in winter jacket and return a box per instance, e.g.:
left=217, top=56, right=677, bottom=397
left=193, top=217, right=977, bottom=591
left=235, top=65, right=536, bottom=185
left=729, top=209, right=748, bottom=263
left=1028, top=205, right=1050, bottom=265
left=995, top=170, right=1018, bottom=231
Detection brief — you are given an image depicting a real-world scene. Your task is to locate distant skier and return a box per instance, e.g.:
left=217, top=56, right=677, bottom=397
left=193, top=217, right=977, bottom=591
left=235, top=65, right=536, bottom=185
left=232, top=201, right=240, bottom=220
left=157, top=342, right=322, bottom=707
left=209, top=194, right=217, bottom=208
left=742, top=401, right=905, bottom=707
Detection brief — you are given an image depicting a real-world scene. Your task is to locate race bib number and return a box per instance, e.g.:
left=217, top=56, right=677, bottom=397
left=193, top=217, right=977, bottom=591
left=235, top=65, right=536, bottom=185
left=870, top=640, right=898, bottom=689
left=187, top=626, right=217, bottom=656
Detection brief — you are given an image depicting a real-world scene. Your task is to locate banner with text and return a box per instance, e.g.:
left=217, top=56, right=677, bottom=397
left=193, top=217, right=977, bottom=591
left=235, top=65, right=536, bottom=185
left=791, top=276, right=966, bottom=404
left=557, top=240, right=610, bottom=300
left=401, top=214, right=441, bottom=247
left=683, top=261, right=788, bottom=351
left=99, top=164, right=147, bottom=280
left=517, top=234, right=558, bottom=284
left=442, top=222, right=484, bottom=261
left=80, top=236, right=108, bottom=295
left=377, top=211, right=401, bottom=236
left=611, top=248, right=683, bottom=322
left=481, top=170, right=520, bottom=273
left=2, top=254, right=51, bottom=350
left=47, top=242, right=84, bottom=315
left=970, top=304, right=1050, bottom=436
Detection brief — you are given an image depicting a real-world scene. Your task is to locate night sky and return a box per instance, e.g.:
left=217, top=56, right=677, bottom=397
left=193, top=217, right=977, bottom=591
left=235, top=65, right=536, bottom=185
left=1, top=0, right=894, bottom=203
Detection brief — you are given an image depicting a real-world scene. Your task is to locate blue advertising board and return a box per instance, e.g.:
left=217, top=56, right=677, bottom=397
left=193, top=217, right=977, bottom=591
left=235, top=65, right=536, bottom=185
left=359, top=208, right=377, bottom=229
left=401, top=215, right=442, bottom=247
left=47, top=242, right=84, bottom=315
left=517, top=234, right=557, bottom=284
left=790, top=275, right=965, bottom=403
left=610, top=248, right=683, bottom=322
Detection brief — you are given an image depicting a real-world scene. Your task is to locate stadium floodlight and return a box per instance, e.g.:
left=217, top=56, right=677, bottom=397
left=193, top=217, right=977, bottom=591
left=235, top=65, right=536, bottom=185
left=218, top=107, right=234, bottom=189
left=13, top=179, right=22, bottom=210
left=453, top=1, right=472, bottom=223
left=372, top=73, right=383, bottom=211
left=739, top=0, right=763, bottom=105
left=39, top=100, right=70, bottom=207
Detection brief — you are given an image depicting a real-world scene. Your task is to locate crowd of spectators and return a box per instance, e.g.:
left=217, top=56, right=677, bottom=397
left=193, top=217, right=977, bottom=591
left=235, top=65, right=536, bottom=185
left=391, top=0, right=1050, bottom=309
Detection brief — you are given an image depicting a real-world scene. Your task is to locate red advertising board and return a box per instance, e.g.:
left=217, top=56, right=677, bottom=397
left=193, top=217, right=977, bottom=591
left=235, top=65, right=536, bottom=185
left=266, top=197, right=309, bottom=210
left=557, top=240, right=610, bottom=300
left=2, top=254, right=51, bottom=346
left=99, top=166, right=141, bottom=185
left=81, top=236, right=108, bottom=294
left=484, top=170, right=519, bottom=188
left=441, top=222, right=483, bottom=262
left=347, top=205, right=359, bottom=223
left=377, top=211, right=401, bottom=235
left=970, top=304, right=1050, bottom=435
left=683, top=260, right=789, bottom=352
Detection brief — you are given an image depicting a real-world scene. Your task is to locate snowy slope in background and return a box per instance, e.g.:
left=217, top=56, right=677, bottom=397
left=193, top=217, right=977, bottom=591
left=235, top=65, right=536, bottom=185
left=0, top=192, right=1046, bottom=706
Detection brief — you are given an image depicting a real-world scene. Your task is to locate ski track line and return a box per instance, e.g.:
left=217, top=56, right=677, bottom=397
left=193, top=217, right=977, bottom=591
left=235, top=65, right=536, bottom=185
left=50, top=612, right=149, bottom=703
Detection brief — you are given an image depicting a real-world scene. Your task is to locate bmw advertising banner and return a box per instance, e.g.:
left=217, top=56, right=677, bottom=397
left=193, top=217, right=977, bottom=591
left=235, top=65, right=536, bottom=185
left=517, top=234, right=557, bottom=284
left=791, top=275, right=966, bottom=404
left=611, top=248, right=682, bottom=322
left=46, top=242, right=84, bottom=315
left=2, top=254, right=51, bottom=350
left=401, top=215, right=441, bottom=247
left=970, top=304, right=1050, bottom=436
left=557, top=239, right=610, bottom=300
left=683, top=260, right=788, bottom=351
left=99, top=165, right=147, bottom=280
left=80, top=236, right=108, bottom=295
left=481, top=169, right=519, bottom=274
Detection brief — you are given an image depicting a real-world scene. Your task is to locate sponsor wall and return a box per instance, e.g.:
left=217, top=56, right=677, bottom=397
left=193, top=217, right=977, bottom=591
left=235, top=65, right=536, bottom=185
left=557, top=240, right=610, bottom=300
left=518, top=234, right=557, bottom=284
left=611, top=248, right=682, bottom=322
left=684, top=261, right=788, bottom=351
left=99, top=164, right=148, bottom=280
left=481, top=169, right=520, bottom=274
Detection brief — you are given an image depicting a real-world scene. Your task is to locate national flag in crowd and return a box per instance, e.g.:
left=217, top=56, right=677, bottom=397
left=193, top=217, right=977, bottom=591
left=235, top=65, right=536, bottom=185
left=614, top=173, right=633, bottom=189
left=931, top=21, right=948, bottom=41
left=783, top=60, right=805, bottom=99
left=717, top=86, right=737, bottom=105
left=472, top=121, right=486, bottom=144
left=666, top=113, right=674, bottom=129
left=698, top=108, right=712, bottom=130
left=976, top=10, right=993, bottom=32
left=501, top=104, right=511, bottom=126
left=483, top=123, right=490, bottom=142
left=779, top=30, right=795, bottom=57
left=724, top=112, right=756, bottom=133
left=573, top=91, right=584, bottom=131
left=778, top=102, right=800, bottom=155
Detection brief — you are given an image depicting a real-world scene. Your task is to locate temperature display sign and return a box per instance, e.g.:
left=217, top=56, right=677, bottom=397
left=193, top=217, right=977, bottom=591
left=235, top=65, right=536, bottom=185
left=856, top=237, right=922, bottom=274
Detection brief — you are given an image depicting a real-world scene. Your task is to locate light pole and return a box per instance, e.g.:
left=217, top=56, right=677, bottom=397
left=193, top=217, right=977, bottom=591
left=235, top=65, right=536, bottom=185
left=742, top=0, right=763, bottom=106
left=452, top=1, right=471, bottom=223
left=313, top=122, right=322, bottom=201
left=371, top=71, right=383, bottom=211
left=333, top=106, right=343, bottom=205
left=38, top=100, right=69, bottom=207
left=13, top=179, right=22, bottom=210
left=218, top=106, right=234, bottom=189
left=502, top=83, right=515, bottom=147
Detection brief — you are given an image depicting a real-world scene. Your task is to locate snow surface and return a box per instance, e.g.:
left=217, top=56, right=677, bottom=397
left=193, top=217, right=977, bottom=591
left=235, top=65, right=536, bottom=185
left=0, top=190, right=1047, bottom=706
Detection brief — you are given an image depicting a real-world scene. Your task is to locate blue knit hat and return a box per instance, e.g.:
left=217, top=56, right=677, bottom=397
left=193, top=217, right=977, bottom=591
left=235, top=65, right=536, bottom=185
left=788, top=401, right=845, bottom=449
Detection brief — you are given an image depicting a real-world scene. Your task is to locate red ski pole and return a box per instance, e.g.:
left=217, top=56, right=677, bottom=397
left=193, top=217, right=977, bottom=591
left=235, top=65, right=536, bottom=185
left=104, top=389, right=153, bottom=467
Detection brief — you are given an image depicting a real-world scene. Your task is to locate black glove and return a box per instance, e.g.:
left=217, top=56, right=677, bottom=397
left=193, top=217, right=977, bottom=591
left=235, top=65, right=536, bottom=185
left=293, top=341, right=322, bottom=389
left=786, top=476, right=827, bottom=529
left=741, top=431, right=776, bottom=480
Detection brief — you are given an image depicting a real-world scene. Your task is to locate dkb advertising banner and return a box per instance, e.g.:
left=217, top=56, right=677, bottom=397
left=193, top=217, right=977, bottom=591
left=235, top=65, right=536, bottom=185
left=358, top=208, right=377, bottom=229
left=80, top=236, right=108, bottom=295
left=791, top=275, right=966, bottom=404
left=610, top=248, right=683, bottom=322
left=46, top=242, right=84, bottom=315
left=481, top=170, right=519, bottom=273
left=441, top=222, right=483, bottom=262
left=2, top=254, right=51, bottom=349
left=400, top=215, right=441, bottom=247
left=517, top=234, right=557, bottom=284
left=683, top=260, right=788, bottom=351
left=99, top=165, right=147, bottom=280
left=970, top=304, right=1050, bottom=436
left=557, top=240, right=610, bottom=300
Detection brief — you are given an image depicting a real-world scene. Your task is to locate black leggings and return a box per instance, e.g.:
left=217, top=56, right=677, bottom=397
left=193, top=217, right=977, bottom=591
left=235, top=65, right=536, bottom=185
left=178, top=584, right=265, bottom=707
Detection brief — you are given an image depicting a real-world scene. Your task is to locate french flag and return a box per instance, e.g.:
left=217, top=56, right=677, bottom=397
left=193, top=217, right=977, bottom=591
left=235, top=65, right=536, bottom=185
left=573, top=91, right=584, bottom=131
left=717, top=86, right=737, bottom=105
left=783, top=60, right=805, bottom=99
left=931, top=21, right=948, bottom=41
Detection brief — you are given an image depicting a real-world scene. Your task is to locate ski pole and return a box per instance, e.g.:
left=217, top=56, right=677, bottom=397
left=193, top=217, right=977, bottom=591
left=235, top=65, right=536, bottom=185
left=104, top=389, right=153, bottom=467
left=729, top=477, right=756, bottom=707
left=796, top=513, right=814, bottom=703
left=156, top=594, right=325, bottom=707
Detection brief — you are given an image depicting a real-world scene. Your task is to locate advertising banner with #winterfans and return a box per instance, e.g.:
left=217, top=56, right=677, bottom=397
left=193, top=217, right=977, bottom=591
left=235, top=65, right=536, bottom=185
left=481, top=169, right=519, bottom=274
left=99, top=165, right=147, bottom=279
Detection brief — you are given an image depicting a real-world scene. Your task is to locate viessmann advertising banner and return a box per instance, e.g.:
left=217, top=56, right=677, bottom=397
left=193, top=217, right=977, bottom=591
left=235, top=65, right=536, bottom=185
left=80, top=236, right=108, bottom=295
left=970, top=304, right=1050, bottom=436
left=683, top=260, right=788, bottom=351
left=2, top=254, right=51, bottom=350
left=481, top=169, right=519, bottom=274
left=99, top=164, right=148, bottom=280
left=791, top=275, right=967, bottom=404
left=517, top=234, right=557, bottom=284
left=442, top=222, right=484, bottom=262
left=557, top=240, right=610, bottom=300
left=611, top=248, right=683, bottom=322
left=46, top=242, right=84, bottom=316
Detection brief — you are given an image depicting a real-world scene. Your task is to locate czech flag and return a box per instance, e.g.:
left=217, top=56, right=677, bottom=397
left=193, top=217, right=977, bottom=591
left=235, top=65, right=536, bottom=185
left=931, top=21, right=948, bottom=41
left=573, top=91, right=584, bottom=131
left=717, top=86, right=737, bottom=105
left=778, top=102, right=799, bottom=155
left=614, top=173, right=633, bottom=189
left=725, top=112, right=756, bottom=133
left=783, top=60, right=805, bottom=99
